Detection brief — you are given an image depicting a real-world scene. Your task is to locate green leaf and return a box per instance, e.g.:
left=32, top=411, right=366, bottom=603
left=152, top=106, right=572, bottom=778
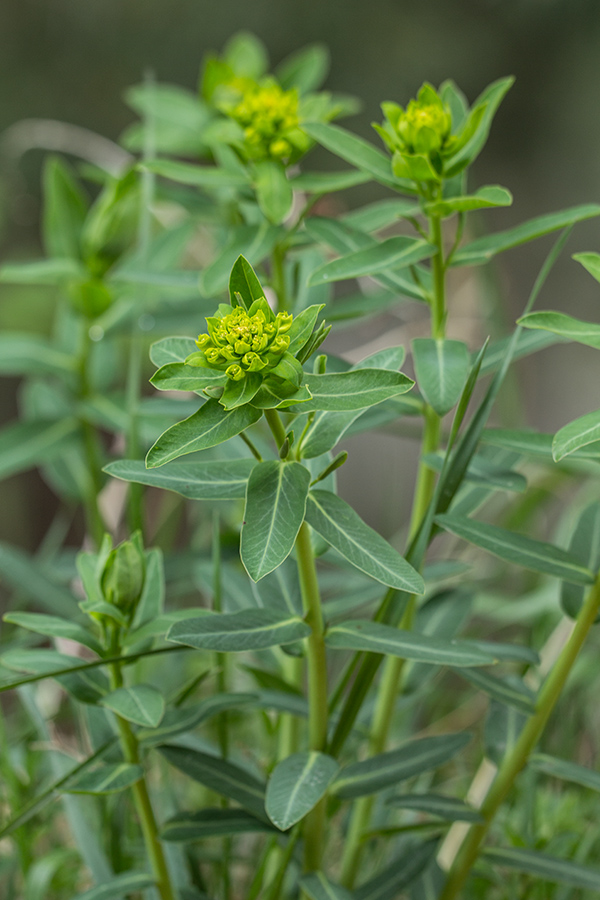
left=0, top=257, right=86, bottom=284
left=229, top=254, right=266, bottom=309
left=341, top=198, right=421, bottom=232
left=386, top=793, right=483, bottom=822
left=561, top=503, right=600, bottom=619
left=482, top=427, right=600, bottom=461
left=354, top=842, right=436, bottom=900
left=477, top=329, right=566, bottom=377
left=199, top=223, right=281, bottom=297
left=3, top=612, right=101, bottom=654
left=553, top=408, right=600, bottom=461
left=241, top=461, right=311, bottom=581
left=423, top=452, right=526, bottom=494
left=287, top=304, right=324, bottom=356
left=266, top=751, right=339, bottom=831
left=74, top=872, right=155, bottom=900
left=150, top=363, right=227, bottom=393
left=530, top=753, right=600, bottom=793
left=297, top=369, right=414, bottom=412
left=332, top=733, right=470, bottom=799
left=291, top=170, right=371, bottom=194
left=455, top=668, right=536, bottom=714
left=308, top=236, right=435, bottom=286
left=253, top=160, right=294, bottom=224
left=412, top=338, right=470, bottom=417
left=435, top=513, right=594, bottom=585
left=138, top=693, right=256, bottom=745
left=0, top=418, right=79, bottom=481
left=424, top=185, right=512, bottom=218
left=276, top=43, right=330, bottom=93
left=159, top=745, right=267, bottom=821
left=300, top=873, right=354, bottom=900
left=65, top=763, right=143, bottom=794
left=451, top=204, right=600, bottom=267
left=150, top=336, right=198, bottom=367
left=104, top=458, right=255, bottom=500
left=444, top=77, right=514, bottom=176
left=1, top=649, right=108, bottom=704
left=42, top=156, right=87, bottom=260
left=518, top=310, right=600, bottom=349
left=302, top=121, right=414, bottom=192
left=162, top=808, right=276, bottom=841
left=146, top=399, right=262, bottom=468
left=167, top=608, right=311, bottom=652
left=325, top=620, right=494, bottom=667
left=0, top=334, right=76, bottom=378
left=141, top=158, right=250, bottom=188
left=306, top=490, right=424, bottom=592
left=483, top=846, right=600, bottom=890
left=100, top=685, right=165, bottom=728
left=574, top=251, right=600, bottom=283
left=0, top=541, right=78, bottom=617
left=220, top=372, right=262, bottom=410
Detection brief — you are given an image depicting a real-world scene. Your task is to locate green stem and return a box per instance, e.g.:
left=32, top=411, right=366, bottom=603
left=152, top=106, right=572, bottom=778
left=78, top=326, right=106, bottom=548
left=109, top=660, right=175, bottom=900
left=295, top=520, right=329, bottom=871
left=439, top=575, right=600, bottom=900
left=264, top=408, right=287, bottom=449
left=430, top=213, right=446, bottom=339
left=271, top=244, right=287, bottom=313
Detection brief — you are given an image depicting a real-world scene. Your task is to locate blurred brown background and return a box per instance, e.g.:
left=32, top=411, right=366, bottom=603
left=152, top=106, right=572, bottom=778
left=2, top=0, right=600, bottom=547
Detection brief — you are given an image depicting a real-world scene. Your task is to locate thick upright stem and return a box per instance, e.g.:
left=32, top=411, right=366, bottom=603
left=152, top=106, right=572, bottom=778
left=430, top=213, right=446, bottom=339
left=439, top=575, right=600, bottom=900
left=78, top=326, right=106, bottom=548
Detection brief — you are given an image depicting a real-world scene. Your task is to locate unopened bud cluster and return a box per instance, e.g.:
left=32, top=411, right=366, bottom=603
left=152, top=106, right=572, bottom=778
left=225, top=81, right=309, bottom=162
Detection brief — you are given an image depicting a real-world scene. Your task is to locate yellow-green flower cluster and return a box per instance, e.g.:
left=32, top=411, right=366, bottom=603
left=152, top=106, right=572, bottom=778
left=224, top=81, right=309, bottom=162
left=195, top=300, right=293, bottom=381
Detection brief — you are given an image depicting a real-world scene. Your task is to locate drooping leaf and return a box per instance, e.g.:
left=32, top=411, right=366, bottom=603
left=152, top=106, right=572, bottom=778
left=266, top=751, right=339, bottom=831
left=162, top=808, right=276, bottom=841
left=100, top=685, right=165, bottom=728
left=167, top=608, right=311, bottom=652
left=241, top=461, right=311, bottom=581
left=3, top=612, right=102, bottom=654
left=518, top=310, right=600, bottom=349
left=65, top=763, right=143, bottom=795
left=386, top=792, right=483, bottom=822
left=435, top=513, right=594, bottom=585
left=146, top=399, right=262, bottom=468
left=412, top=338, right=470, bottom=416
left=332, top=733, right=471, bottom=799
left=483, top=846, right=600, bottom=890
left=306, top=490, right=424, bottom=592
left=455, top=668, right=536, bottom=714
left=308, top=235, right=434, bottom=286
left=530, top=753, right=600, bottom=793
left=158, top=745, right=267, bottom=821
left=325, top=620, right=494, bottom=667
left=303, top=121, right=411, bottom=190
left=104, top=458, right=255, bottom=500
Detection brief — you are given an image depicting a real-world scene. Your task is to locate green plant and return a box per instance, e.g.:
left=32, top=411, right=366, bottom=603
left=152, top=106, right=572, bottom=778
left=2, top=31, right=600, bottom=900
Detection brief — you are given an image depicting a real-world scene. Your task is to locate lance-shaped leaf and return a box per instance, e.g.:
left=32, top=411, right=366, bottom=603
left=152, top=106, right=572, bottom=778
left=300, top=873, right=354, bottom=900
left=483, top=846, right=600, bottom=890
left=291, top=169, right=371, bottom=194
left=386, top=792, right=483, bottom=823
left=100, top=685, right=165, bottom=728
left=342, top=198, right=421, bottom=232
left=435, top=513, right=594, bottom=585
left=150, top=336, right=198, bottom=367
left=266, top=751, right=339, bottom=831
left=3, top=612, right=102, bottom=654
left=162, top=808, right=276, bottom=842
left=241, top=461, right=311, bottom=581
left=199, top=223, right=280, bottom=297
left=412, top=338, right=470, bottom=417
left=277, top=42, right=330, bottom=93
left=141, top=158, right=250, bottom=187
left=553, top=409, right=600, bottom=462
left=104, top=458, right=255, bottom=500
left=354, top=841, right=437, bottom=900
left=150, top=363, right=226, bottom=392
left=0, top=418, right=79, bottom=481
left=333, top=733, right=470, bottom=800
left=574, top=251, right=600, bottom=283
left=229, top=254, right=265, bottom=309
left=530, top=753, right=600, bottom=793
left=0, top=334, right=76, bottom=377
left=308, top=235, right=435, bottom=286
left=253, top=160, right=294, bottom=224
left=297, top=369, right=414, bottom=413
left=303, top=121, right=412, bottom=191
left=74, top=872, right=155, bottom=900
left=146, top=399, right=262, bottom=468
left=451, top=204, right=600, bottom=267
left=561, top=503, right=600, bottom=620
left=65, top=763, right=143, bottom=795
left=0, top=257, right=86, bottom=284
left=306, top=490, right=424, bottom=592
left=455, top=668, right=536, bottom=714
left=482, top=427, right=600, bottom=461
left=159, top=745, right=267, bottom=821
left=325, top=620, right=494, bottom=667
left=424, top=185, right=512, bottom=218
left=518, top=310, right=600, bottom=349
left=167, top=608, right=311, bottom=652
left=138, top=693, right=256, bottom=745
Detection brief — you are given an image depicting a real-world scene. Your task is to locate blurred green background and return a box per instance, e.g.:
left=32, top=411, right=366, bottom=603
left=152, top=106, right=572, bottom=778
left=2, top=0, right=600, bottom=548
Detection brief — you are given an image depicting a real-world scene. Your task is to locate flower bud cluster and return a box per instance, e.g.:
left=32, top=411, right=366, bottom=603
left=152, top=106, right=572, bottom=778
left=225, top=81, right=308, bottom=162
left=195, top=300, right=294, bottom=382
